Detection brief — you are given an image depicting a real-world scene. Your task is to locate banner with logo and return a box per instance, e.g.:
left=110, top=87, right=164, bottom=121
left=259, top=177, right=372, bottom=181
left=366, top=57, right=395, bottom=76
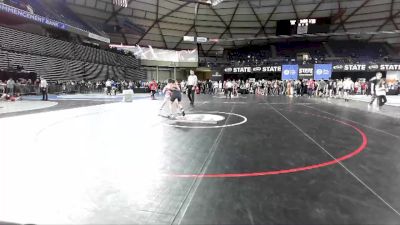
left=314, top=64, right=332, bottom=80
left=224, top=65, right=281, bottom=74
left=281, top=65, right=298, bottom=80
left=379, top=64, right=400, bottom=71
left=0, top=3, right=110, bottom=43
left=224, top=63, right=400, bottom=75
left=332, top=63, right=400, bottom=72
left=298, top=65, right=314, bottom=79
left=332, top=64, right=367, bottom=71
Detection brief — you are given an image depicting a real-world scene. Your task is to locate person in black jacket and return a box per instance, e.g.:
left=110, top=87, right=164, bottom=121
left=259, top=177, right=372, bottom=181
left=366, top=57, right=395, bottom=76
left=369, top=72, right=382, bottom=106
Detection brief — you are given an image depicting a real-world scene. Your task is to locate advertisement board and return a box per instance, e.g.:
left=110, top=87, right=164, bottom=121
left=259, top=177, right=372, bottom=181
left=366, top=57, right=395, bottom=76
left=314, top=64, right=332, bottom=80
left=0, top=3, right=110, bottom=43
left=281, top=65, right=298, bottom=80
left=298, top=65, right=314, bottom=79
left=224, top=66, right=281, bottom=74
left=223, top=63, right=400, bottom=75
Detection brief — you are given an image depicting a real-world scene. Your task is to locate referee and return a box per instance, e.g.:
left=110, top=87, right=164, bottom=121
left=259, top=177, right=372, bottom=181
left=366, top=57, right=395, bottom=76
left=40, top=77, right=48, bottom=101
left=186, top=70, right=198, bottom=105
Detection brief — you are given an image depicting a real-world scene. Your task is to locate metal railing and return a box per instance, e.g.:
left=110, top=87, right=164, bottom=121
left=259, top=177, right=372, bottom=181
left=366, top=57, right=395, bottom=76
left=0, top=84, right=109, bottom=95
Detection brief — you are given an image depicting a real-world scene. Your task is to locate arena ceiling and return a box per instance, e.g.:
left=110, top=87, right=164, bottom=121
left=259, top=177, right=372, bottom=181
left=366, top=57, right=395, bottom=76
left=65, top=0, right=400, bottom=56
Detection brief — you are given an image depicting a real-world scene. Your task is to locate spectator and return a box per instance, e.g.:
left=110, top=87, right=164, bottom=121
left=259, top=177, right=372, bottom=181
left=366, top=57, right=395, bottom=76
left=343, top=78, right=354, bottom=102
left=105, top=79, right=112, bottom=95
left=6, top=78, right=15, bottom=96
left=376, top=78, right=388, bottom=110
left=149, top=79, right=158, bottom=100
left=0, top=80, right=5, bottom=94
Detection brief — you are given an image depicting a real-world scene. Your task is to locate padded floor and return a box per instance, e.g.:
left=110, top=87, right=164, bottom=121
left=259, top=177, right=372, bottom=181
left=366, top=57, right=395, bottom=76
left=1, top=94, right=400, bottom=224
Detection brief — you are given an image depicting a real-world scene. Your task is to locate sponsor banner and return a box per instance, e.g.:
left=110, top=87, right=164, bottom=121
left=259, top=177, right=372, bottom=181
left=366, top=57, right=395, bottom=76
left=379, top=64, right=400, bottom=71
left=314, top=64, right=332, bottom=80
left=0, top=3, right=66, bottom=30
left=225, top=63, right=400, bottom=74
left=332, top=64, right=367, bottom=71
left=224, top=66, right=281, bottom=73
left=299, top=65, right=314, bottom=79
left=333, top=63, right=400, bottom=72
left=281, top=64, right=299, bottom=80
left=0, top=3, right=110, bottom=43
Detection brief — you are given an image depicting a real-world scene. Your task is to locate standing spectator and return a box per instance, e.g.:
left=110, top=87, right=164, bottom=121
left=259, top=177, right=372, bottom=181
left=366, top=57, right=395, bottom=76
left=34, top=78, right=40, bottom=94
left=180, top=80, right=186, bottom=94
left=6, top=78, right=15, bottom=96
left=213, top=81, right=219, bottom=95
left=376, top=78, right=388, bottom=110
left=369, top=72, right=382, bottom=107
left=40, top=77, right=48, bottom=101
left=337, top=79, right=343, bottom=98
left=343, top=78, right=354, bottom=102
left=129, top=81, right=134, bottom=91
left=206, top=80, right=213, bottom=94
left=317, top=80, right=326, bottom=97
left=361, top=81, right=367, bottom=95
left=149, top=79, right=158, bottom=100
left=287, top=80, right=293, bottom=97
left=105, top=79, right=112, bottom=95
left=327, top=80, right=334, bottom=98
left=307, top=79, right=315, bottom=98
left=0, top=80, right=5, bottom=94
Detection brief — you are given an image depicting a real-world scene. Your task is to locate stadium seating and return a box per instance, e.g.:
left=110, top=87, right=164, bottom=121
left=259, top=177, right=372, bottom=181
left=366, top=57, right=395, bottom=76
left=327, top=41, right=388, bottom=59
left=0, top=26, right=145, bottom=81
left=225, top=40, right=391, bottom=67
left=275, top=41, right=327, bottom=59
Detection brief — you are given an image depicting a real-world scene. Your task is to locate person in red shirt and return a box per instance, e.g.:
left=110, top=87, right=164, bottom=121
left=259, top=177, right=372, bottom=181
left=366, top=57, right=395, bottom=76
left=149, top=79, right=158, bottom=100
left=307, top=79, right=315, bottom=98
left=361, top=82, right=367, bottom=95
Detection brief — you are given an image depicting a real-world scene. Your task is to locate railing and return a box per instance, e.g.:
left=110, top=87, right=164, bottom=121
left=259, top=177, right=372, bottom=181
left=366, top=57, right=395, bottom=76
left=1, top=84, right=110, bottom=95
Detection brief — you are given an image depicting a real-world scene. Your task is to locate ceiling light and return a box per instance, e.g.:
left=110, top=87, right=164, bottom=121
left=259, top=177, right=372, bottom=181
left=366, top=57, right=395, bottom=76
left=179, top=0, right=224, bottom=6
left=211, top=0, right=224, bottom=6
left=113, top=0, right=128, bottom=8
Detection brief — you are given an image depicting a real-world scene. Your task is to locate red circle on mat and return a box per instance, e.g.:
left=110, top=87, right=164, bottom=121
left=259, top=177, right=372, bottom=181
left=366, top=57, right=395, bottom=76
left=169, top=112, right=368, bottom=178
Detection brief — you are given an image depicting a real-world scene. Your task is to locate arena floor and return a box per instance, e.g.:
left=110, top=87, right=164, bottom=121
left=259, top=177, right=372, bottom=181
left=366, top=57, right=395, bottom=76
left=1, top=94, right=400, bottom=224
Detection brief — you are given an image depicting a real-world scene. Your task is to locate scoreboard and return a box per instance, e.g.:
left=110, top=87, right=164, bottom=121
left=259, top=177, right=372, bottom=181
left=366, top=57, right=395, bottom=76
left=276, top=17, right=331, bottom=35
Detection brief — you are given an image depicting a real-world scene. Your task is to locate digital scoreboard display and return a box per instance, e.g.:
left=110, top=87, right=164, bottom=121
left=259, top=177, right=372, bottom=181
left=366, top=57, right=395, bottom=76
left=276, top=17, right=331, bottom=35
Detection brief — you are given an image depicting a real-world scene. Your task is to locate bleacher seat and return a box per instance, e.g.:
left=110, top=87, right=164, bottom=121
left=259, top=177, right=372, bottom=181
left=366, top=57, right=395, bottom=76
left=0, top=26, right=143, bottom=81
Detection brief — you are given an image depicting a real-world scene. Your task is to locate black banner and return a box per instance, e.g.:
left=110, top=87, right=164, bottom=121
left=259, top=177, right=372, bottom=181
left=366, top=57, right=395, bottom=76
left=332, top=63, right=400, bottom=72
left=224, top=66, right=282, bottom=74
left=332, top=64, right=367, bottom=71
left=379, top=64, right=400, bottom=71
left=224, top=63, right=400, bottom=74
left=298, top=65, right=314, bottom=79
